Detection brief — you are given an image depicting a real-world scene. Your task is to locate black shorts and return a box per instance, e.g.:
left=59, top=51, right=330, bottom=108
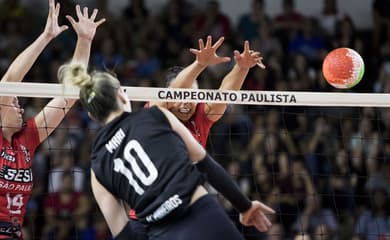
left=147, top=194, right=244, bottom=240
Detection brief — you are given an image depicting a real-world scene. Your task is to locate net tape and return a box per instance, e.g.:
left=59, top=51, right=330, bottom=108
left=1, top=82, right=389, bottom=107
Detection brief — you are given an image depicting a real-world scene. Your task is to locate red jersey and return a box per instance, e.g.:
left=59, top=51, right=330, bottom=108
left=144, top=103, right=214, bottom=148
left=180, top=103, right=214, bottom=148
left=0, top=119, right=40, bottom=225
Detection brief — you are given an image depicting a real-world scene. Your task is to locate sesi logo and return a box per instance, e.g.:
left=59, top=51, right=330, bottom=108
left=0, top=166, right=33, bottom=183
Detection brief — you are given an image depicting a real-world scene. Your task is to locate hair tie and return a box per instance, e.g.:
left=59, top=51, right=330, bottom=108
left=87, top=91, right=96, bottom=103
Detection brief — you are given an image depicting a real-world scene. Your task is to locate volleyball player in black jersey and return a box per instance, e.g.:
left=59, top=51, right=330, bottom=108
left=58, top=63, right=274, bottom=240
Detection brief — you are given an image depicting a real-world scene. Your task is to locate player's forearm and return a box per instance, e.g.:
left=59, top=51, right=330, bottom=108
left=169, top=61, right=206, bottom=88
left=197, top=154, right=252, bottom=213
left=219, top=64, right=249, bottom=90
left=72, top=38, right=92, bottom=66
left=1, top=33, right=52, bottom=82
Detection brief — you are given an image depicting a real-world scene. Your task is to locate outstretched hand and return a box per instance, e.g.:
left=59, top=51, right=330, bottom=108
left=234, top=41, right=266, bottom=69
left=190, top=35, right=231, bottom=67
left=43, top=0, right=69, bottom=39
left=66, top=5, right=106, bottom=41
left=239, top=200, right=275, bottom=232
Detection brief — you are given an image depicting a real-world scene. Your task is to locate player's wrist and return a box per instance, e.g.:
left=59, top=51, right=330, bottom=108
left=197, top=153, right=252, bottom=213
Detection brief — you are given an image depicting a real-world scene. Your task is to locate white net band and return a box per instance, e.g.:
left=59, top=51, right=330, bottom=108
left=1, top=82, right=389, bottom=107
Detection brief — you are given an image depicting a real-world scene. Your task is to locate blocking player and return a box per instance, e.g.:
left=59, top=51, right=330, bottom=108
left=0, top=1, right=104, bottom=238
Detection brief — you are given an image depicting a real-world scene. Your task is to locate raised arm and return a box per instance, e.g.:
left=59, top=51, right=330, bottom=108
left=0, top=0, right=68, bottom=105
left=205, top=41, right=265, bottom=122
left=158, top=106, right=274, bottom=232
left=91, top=171, right=148, bottom=240
left=34, top=4, right=106, bottom=143
left=150, top=36, right=230, bottom=107
left=171, top=36, right=231, bottom=88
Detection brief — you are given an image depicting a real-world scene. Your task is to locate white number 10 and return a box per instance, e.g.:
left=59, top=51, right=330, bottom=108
left=114, top=140, right=158, bottom=195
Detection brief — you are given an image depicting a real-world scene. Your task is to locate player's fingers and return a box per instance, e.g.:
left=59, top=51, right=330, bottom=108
left=55, top=2, right=60, bottom=17
left=251, top=51, right=261, bottom=57
left=75, top=5, right=82, bottom=19
left=91, top=8, right=98, bottom=21
left=218, top=56, right=231, bottom=63
left=59, top=25, right=69, bottom=33
left=96, top=18, right=106, bottom=26
left=66, top=15, right=77, bottom=26
left=244, top=40, right=250, bottom=53
left=254, top=215, right=267, bottom=232
left=47, top=0, right=54, bottom=18
left=234, top=50, right=240, bottom=59
left=198, top=38, right=204, bottom=49
left=83, top=7, right=89, bottom=17
left=260, top=202, right=276, bottom=214
left=212, top=36, right=225, bottom=49
left=205, top=35, right=212, bottom=48
left=189, top=48, right=200, bottom=54
left=257, top=61, right=266, bottom=69
left=260, top=211, right=272, bottom=227
left=48, top=0, right=54, bottom=13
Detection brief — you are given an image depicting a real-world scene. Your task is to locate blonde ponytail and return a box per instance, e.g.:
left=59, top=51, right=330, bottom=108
left=58, top=62, right=93, bottom=90
left=58, top=62, right=122, bottom=123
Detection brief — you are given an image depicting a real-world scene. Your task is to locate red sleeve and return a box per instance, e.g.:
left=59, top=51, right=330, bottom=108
left=195, top=103, right=214, bottom=147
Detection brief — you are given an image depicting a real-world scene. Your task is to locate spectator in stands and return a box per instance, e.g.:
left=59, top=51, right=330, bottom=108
left=237, top=0, right=270, bottom=42
left=329, top=148, right=356, bottom=214
left=194, top=0, right=232, bottom=39
left=354, top=188, right=390, bottom=240
left=287, top=18, right=326, bottom=64
left=273, top=0, right=305, bottom=51
left=48, top=151, right=85, bottom=193
left=372, top=0, right=390, bottom=50
left=293, top=194, right=338, bottom=238
left=273, top=160, right=316, bottom=238
left=332, top=16, right=364, bottom=54
left=305, top=117, right=336, bottom=183
left=315, top=0, right=343, bottom=38
left=122, top=0, right=149, bottom=33
left=42, top=171, right=90, bottom=240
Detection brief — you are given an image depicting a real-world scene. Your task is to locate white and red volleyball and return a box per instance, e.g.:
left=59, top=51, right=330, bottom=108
left=322, top=48, right=365, bottom=89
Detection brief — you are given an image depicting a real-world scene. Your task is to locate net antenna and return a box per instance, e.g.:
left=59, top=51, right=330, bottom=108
left=1, top=82, right=389, bottom=107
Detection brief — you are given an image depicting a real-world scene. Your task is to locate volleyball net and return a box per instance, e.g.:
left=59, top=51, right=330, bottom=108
left=1, top=82, right=389, bottom=240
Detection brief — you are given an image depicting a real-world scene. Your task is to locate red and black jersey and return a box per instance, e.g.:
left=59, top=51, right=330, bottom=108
left=0, top=119, right=40, bottom=225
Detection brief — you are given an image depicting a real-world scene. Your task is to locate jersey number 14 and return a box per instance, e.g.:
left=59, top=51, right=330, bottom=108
left=113, top=140, right=158, bottom=195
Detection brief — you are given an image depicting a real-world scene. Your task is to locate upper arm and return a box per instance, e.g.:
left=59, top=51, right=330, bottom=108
left=34, top=98, right=77, bottom=143
left=158, top=107, right=206, bottom=162
left=91, top=170, right=129, bottom=237
left=203, top=103, right=227, bottom=122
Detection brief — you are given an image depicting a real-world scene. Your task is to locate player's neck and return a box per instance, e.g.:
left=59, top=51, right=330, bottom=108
left=104, top=109, right=125, bottom=125
left=1, top=127, right=15, bottom=143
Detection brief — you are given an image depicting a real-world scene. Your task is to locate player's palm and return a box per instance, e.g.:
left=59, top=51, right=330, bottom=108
left=239, top=201, right=275, bottom=232
left=66, top=5, right=106, bottom=41
left=190, top=35, right=231, bottom=67
left=235, top=41, right=266, bottom=69
left=43, top=0, right=68, bottom=39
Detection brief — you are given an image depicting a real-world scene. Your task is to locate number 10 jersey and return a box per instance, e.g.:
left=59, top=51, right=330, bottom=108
left=91, top=107, right=204, bottom=224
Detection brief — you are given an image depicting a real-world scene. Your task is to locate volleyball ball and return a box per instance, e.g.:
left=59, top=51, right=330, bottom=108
left=322, top=48, right=365, bottom=89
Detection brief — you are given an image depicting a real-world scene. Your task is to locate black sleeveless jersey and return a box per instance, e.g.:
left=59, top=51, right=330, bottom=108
left=91, top=107, right=204, bottom=224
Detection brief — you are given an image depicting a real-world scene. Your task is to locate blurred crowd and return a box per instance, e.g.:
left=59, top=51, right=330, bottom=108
left=0, top=0, right=389, bottom=239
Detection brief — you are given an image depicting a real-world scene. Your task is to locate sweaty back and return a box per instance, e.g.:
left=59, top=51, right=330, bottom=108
left=91, top=107, right=203, bottom=224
